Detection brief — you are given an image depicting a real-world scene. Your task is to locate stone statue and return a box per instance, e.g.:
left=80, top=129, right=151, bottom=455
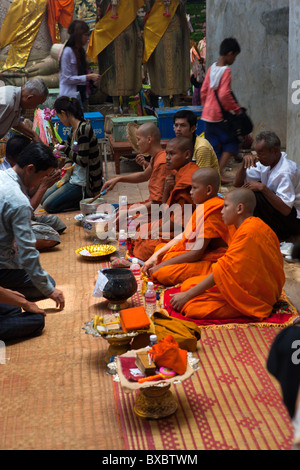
left=143, top=0, right=190, bottom=107
left=88, top=0, right=144, bottom=114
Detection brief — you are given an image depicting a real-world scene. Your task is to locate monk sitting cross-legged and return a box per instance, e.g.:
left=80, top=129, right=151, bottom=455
left=141, top=168, right=234, bottom=286
left=132, top=136, right=199, bottom=261
left=170, top=188, right=285, bottom=322
left=102, top=122, right=171, bottom=218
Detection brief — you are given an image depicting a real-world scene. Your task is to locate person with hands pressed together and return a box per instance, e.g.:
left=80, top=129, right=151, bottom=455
left=1, top=135, right=66, bottom=250
left=0, top=142, right=65, bottom=311
left=170, top=188, right=285, bottom=321
left=234, top=131, right=300, bottom=241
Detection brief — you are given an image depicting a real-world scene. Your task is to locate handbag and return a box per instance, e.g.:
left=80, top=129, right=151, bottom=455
left=214, top=90, right=253, bottom=139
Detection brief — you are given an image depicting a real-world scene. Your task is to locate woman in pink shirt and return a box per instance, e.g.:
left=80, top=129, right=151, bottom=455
left=201, top=38, right=241, bottom=184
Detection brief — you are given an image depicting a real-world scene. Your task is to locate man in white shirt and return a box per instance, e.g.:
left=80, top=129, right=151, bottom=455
left=234, top=131, right=300, bottom=241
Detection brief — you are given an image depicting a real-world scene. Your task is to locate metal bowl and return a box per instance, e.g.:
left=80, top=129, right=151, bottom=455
left=80, top=197, right=106, bottom=216
left=82, top=212, right=116, bottom=240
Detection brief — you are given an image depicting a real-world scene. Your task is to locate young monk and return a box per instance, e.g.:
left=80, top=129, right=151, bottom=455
left=101, top=122, right=170, bottom=216
left=141, top=168, right=234, bottom=285
left=170, top=188, right=285, bottom=322
left=132, top=136, right=199, bottom=261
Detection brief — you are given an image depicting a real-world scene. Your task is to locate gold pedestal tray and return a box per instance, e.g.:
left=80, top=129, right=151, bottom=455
left=134, top=383, right=178, bottom=419
left=83, top=319, right=155, bottom=364
left=112, top=349, right=199, bottom=420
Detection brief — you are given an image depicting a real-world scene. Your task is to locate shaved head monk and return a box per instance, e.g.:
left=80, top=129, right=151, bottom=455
left=170, top=187, right=285, bottom=322
left=102, top=122, right=170, bottom=216
left=142, top=168, right=234, bottom=285
left=132, top=136, right=199, bottom=261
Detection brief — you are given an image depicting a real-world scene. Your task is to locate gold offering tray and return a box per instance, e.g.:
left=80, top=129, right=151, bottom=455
left=75, top=244, right=116, bottom=259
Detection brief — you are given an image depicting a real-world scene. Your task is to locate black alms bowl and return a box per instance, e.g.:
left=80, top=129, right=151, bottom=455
left=101, top=268, right=137, bottom=302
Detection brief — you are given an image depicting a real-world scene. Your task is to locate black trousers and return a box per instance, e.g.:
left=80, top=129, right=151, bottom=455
left=254, top=192, right=300, bottom=241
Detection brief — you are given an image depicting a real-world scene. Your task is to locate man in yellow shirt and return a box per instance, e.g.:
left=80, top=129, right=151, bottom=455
left=173, top=109, right=220, bottom=177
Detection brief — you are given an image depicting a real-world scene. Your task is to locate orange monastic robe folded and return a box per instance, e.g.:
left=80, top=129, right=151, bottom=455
left=133, top=162, right=198, bottom=261
left=152, top=196, right=235, bottom=286
left=180, top=217, right=285, bottom=321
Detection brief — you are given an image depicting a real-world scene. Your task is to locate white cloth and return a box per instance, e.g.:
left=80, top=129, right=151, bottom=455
left=245, top=152, right=300, bottom=218
left=0, top=158, right=12, bottom=171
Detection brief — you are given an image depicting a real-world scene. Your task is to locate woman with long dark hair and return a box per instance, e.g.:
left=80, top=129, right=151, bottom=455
left=59, top=20, right=101, bottom=108
left=42, top=96, right=102, bottom=213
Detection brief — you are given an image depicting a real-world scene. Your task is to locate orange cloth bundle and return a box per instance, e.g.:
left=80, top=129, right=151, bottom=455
left=150, top=334, right=187, bottom=375
left=120, top=306, right=151, bottom=332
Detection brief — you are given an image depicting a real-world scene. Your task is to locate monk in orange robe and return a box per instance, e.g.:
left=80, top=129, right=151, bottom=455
left=133, top=136, right=199, bottom=261
left=102, top=123, right=170, bottom=217
left=142, top=168, right=234, bottom=285
left=170, top=188, right=285, bottom=322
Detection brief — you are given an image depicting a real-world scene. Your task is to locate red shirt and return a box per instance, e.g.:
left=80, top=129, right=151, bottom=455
left=201, top=66, right=241, bottom=122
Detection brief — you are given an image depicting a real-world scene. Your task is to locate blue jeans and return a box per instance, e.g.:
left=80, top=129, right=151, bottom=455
left=0, top=269, right=55, bottom=302
left=42, top=182, right=84, bottom=213
left=204, top=121, right=240, bottom=160
left=0, top=302, right=45, bottom=341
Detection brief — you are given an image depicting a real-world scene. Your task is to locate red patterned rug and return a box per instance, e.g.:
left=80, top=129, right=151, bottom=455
left=162, top=287, right=299, bottom=329
left=113, top=327, right=294, bottom=450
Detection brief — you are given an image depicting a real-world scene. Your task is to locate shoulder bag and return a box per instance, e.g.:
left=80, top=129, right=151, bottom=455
left=214, top=90, right=253, bottom=140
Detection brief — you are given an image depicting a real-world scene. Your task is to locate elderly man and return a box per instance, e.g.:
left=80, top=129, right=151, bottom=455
left=0, top=77, right=48, bottom=141
left=234, top=130, right=300, bottom=241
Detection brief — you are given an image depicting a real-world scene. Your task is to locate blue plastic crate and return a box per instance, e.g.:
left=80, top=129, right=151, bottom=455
left=52, top=111, right=105, bottom=140
left=155, top=106, right=204, bottom=139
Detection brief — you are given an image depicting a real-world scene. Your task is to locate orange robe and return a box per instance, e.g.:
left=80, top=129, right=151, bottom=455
left=47, top=0, right=74, bottom=44
left=147, top=149, right=169, bottom=203
left=133, top=162, right=198, bottom=261
left=152, top=196, right=235, bottom=286
left=180, top=217, right=285, bottom=321
left=126, top=149, right=170, bottom=226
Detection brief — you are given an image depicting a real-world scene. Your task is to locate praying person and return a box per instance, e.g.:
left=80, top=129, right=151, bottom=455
left=234, top=131, right=300, bottom=241
left=0, top=142, right=65, bottom=309
left=0, top=135, right=66, bottom=250
left=170, top=188, right=285, bottom=322
left=142, top=168, right=234, bottom=286
left=132, top=136, right=198, bottom=261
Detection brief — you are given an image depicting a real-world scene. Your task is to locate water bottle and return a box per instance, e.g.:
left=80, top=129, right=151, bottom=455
left=119, top=195, right=127, bottom=233
left=130, top=257, right=141, bottom=291
left=127, top=216, right=136, bottom=238
left=158, top=96, right=164, bottom=108
left=144, top=281, right=157, bottom=318
left=149, top=334, right=157, bottom=347
left=118, top=229, right=127, bottom=259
